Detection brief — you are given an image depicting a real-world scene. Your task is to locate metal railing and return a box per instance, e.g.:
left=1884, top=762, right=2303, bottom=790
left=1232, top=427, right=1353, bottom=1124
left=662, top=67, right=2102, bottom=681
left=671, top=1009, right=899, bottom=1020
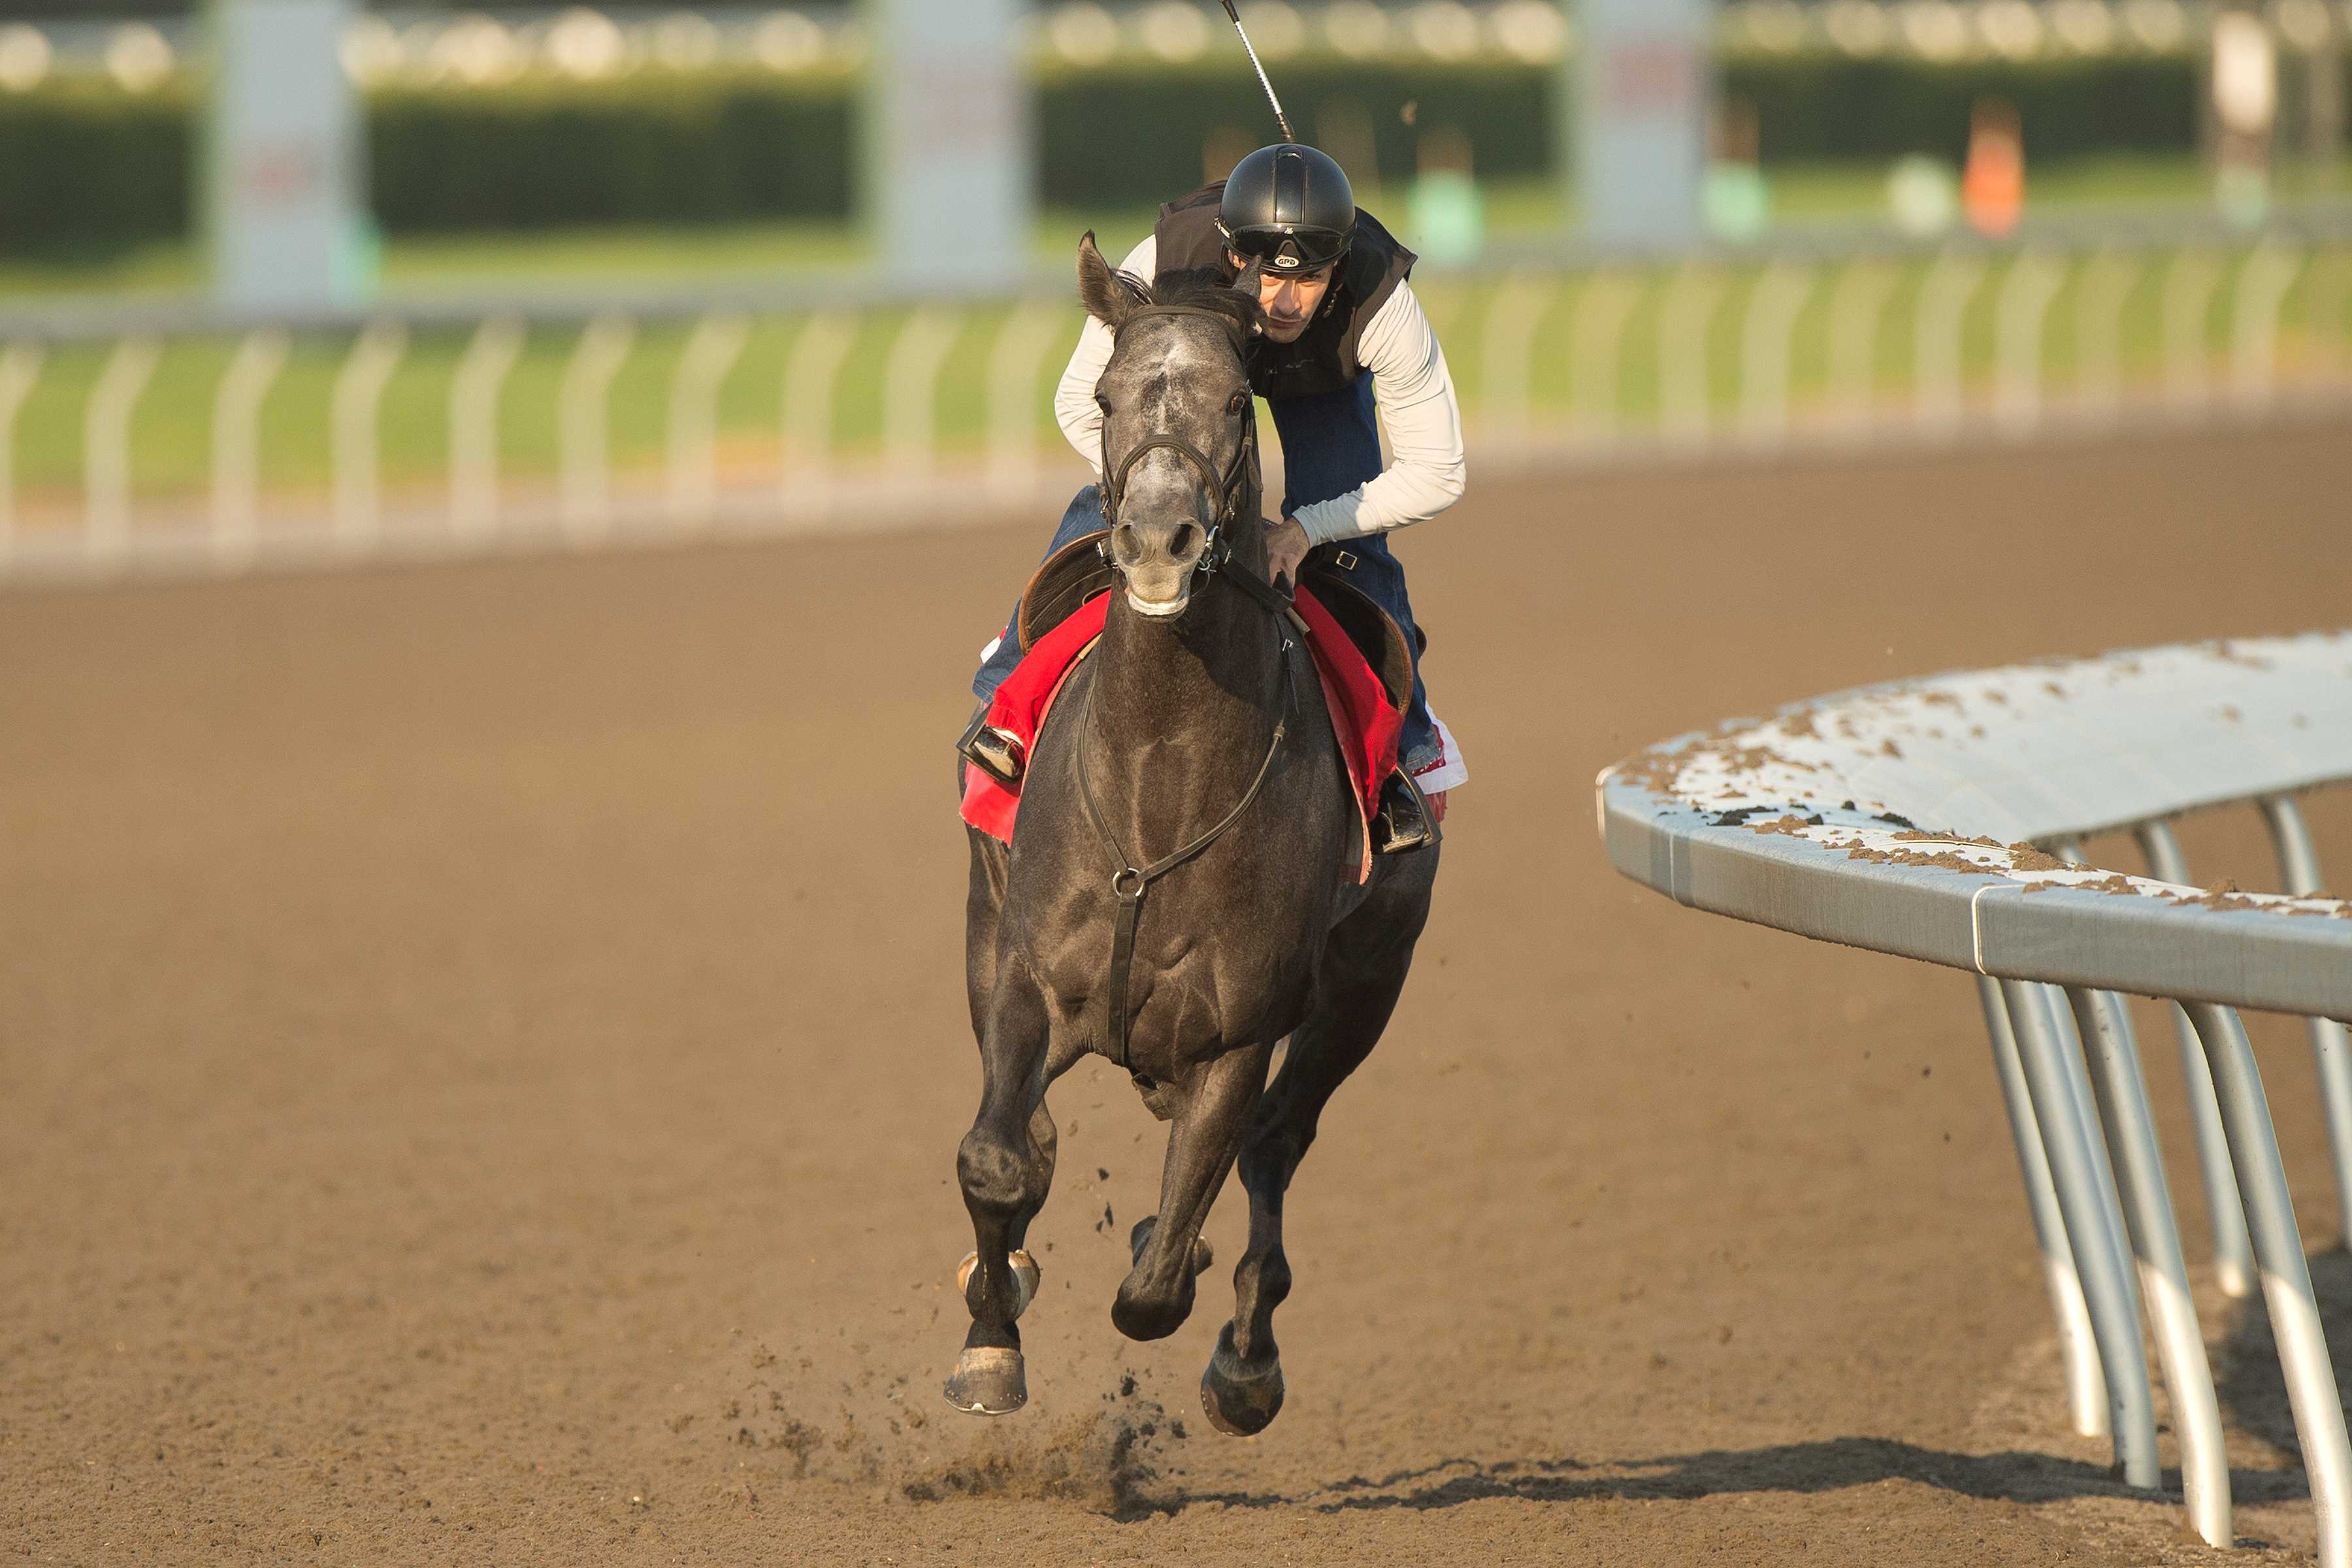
left=1598, top=631, right=2352, bottom=1562
left=4, top=215, right=2352, bottom=583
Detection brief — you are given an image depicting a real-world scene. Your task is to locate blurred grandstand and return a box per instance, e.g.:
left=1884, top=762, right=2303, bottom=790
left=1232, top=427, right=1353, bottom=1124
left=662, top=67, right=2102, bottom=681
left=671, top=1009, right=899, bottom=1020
left=0, top=0, right=2347, bottom=578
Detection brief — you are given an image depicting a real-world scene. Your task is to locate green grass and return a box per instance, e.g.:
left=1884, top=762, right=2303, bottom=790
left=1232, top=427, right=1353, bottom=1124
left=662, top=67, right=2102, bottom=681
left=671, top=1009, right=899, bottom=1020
left=12, top=153, right=2348, bottom=304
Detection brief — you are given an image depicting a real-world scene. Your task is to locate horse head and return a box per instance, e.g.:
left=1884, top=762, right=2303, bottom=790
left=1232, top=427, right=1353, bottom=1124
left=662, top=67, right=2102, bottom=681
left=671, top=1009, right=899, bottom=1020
left=1077, top=233, right=1267, bottom=621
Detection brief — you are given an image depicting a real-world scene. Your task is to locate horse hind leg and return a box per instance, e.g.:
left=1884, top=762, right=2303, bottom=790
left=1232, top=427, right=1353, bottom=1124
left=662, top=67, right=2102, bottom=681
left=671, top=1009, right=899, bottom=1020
left=1111, top=1042, right=1273, bottom=1344
left=1205, top=884, right=1433, bottom=1435
left=945, top=964, right=1056, bottom=1416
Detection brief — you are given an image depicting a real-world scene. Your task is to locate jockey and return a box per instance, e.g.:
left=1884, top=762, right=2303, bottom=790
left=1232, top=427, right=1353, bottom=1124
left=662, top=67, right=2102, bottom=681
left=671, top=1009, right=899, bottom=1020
left=965, top=142, right=1467, bottom=852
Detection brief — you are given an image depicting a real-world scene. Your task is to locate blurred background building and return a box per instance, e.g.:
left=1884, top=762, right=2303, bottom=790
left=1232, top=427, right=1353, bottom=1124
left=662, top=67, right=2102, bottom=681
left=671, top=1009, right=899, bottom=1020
left=0, top=0, right=2347, bottom=574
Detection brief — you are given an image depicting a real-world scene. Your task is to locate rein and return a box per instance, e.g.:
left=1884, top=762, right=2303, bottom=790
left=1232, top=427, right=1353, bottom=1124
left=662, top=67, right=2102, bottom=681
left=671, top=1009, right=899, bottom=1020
left=1078, top=299, right=1302, bottom=1073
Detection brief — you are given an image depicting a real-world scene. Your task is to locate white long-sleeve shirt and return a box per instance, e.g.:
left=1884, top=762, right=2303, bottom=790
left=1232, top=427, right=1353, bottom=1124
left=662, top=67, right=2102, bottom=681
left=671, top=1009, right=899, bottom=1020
left=1053, top=233, right=1467, bottom=547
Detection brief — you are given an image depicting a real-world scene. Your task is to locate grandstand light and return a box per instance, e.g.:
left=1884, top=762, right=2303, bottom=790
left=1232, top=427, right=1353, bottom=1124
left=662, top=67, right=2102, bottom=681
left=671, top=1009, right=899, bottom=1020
left=340, top=14, right=404, bottom=84
left=751, top=10, right=825, bottom=71
left=2046, top=0, right=2117, bottom=54
left=2213, top=11, right=2279, bottom=134
left=1821, top=0, right=1891, bottom=56
left=2119, top=0, right=2189, bottom=52
left=649, top=12, right=721, bottom=69
left=1899, top=1, right=1972, bottom=61
left=427, top=16, right=524, bottom=85
left=0, top=23, right=48, bottom=91
left=1733, top=0, right=1810, bottom=55
left=1322, top=0, right=1390, bottom=58
left=1138, top=1, right=1209, bottom=61
left=1487, top=0, right=1565, bottom=64
left=1045, top=3, right=1119, bottom=65
left=104, top=22, right=174, bottom=91
left=1976, top=0, right=2044, bottom=58
left=2272, top=0, right=2333, bottom=50
left=1237, top=2, right=1306, bottom=59
left=548, top=8, right=627, bottom=78
left=1407, top=1, right=1480, bottom=60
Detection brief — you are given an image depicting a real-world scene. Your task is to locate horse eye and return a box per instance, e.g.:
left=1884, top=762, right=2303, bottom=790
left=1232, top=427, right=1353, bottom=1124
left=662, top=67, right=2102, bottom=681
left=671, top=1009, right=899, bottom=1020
left=1095, top=392, right=1112, bottom=414
left=1226, top=391, right=1247, bottom=415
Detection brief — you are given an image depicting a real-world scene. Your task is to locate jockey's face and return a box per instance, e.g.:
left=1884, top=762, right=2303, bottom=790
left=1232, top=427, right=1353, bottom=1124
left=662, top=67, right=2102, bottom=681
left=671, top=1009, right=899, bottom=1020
left=1231, top=249, right=1335, bottom=343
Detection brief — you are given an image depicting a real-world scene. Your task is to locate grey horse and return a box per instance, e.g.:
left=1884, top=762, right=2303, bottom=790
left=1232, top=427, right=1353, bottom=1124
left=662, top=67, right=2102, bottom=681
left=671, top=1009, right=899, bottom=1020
left=947, top=235, right=1443, bottom=1435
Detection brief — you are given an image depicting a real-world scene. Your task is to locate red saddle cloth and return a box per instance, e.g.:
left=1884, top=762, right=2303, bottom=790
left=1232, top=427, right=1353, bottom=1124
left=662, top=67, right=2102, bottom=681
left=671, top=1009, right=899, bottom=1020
left=959, top=589, right=1401, bottom=883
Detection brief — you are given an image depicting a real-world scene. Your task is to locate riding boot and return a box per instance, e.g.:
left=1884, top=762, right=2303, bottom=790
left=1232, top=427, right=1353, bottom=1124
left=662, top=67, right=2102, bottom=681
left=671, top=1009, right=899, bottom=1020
left=956, top=700, right=1026, bottom=787
left=1371, top=767, right=1437, bottom=855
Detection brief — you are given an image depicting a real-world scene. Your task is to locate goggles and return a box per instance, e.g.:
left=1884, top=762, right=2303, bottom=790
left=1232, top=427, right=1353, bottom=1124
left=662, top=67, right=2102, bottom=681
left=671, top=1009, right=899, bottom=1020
left=1219, top=221, right=1349, bottom=274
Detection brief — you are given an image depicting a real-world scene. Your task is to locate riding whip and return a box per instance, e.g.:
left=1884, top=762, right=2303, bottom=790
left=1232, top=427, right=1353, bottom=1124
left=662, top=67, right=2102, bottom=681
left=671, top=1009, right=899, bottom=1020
left=1219, top=0, right=1297, bottom=144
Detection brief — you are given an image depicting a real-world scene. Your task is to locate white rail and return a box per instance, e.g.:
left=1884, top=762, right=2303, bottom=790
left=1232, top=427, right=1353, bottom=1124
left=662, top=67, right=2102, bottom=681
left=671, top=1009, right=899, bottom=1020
left=4, top=232, right=2352, bottom=582
left=1599, top=630, right=2352, bottom=1562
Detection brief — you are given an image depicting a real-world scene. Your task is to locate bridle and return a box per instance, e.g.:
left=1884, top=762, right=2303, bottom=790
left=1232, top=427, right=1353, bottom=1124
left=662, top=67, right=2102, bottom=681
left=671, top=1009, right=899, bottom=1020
left=1080, top=300, right=1303, bottom=1075
left=1095, top=303, right=1294, bottom=623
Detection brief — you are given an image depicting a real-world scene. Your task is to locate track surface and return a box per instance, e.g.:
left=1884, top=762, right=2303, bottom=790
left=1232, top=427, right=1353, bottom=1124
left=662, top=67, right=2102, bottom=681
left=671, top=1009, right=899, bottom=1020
left=8, top=423, right=2352, bottom=1565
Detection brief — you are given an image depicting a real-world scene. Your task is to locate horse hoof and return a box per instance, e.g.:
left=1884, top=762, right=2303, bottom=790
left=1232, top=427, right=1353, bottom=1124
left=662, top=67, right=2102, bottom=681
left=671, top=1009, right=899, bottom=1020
left=943, top=1346, right=1027, bottom=1416
left=956, top=1249, right=1041, bottom=1316
left=1127, top=1217, right=1214, bottom=1277
left=1200, top=1324, right=1284, bottom=1437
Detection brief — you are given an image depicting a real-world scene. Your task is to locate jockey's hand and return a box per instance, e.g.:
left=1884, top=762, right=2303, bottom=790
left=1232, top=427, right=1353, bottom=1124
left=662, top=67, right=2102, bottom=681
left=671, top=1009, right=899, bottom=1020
left=1264, top=515, right=1311, bottom=591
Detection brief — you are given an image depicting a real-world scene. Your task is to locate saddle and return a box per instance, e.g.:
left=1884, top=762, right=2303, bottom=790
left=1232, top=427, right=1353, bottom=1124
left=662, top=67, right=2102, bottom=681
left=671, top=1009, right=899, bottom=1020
left=1015, top=530, right=1415, bottom=715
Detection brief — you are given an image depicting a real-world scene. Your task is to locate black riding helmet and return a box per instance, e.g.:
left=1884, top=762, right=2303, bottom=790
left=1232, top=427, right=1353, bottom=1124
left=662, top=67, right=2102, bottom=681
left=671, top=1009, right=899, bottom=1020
left=1217, top=143, right=1354, bottom=274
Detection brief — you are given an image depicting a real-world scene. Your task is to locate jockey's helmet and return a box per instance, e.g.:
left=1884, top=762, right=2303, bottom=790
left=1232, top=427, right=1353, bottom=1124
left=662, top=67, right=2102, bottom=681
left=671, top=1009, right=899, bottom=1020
left=1218, top=144, right=1354, bottom=274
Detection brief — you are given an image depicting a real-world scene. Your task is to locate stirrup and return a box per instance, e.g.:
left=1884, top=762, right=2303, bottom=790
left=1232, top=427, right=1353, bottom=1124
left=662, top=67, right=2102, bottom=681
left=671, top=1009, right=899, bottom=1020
left=1373, top=768, right=1439, bottom=855
left=957, top=706, right=1026, bottom=787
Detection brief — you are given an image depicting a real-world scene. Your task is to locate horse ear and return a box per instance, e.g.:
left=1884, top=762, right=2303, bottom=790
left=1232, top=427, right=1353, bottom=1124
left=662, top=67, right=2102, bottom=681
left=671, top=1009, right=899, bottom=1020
left=1077, top=232, right=1138, bottom=331
left=1230, top=257, right=1267, bottom=335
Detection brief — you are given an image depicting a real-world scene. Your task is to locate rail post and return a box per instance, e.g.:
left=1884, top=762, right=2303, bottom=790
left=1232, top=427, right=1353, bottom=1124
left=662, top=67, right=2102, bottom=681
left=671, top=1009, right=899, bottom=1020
left=0, top=342, right=42, bottom=563
left=210, top=328, right=290, bottom=567
left=781, top=311, right=858, bottom=521
left=449, top=316, right=526, bottom=539
left=557, top=314, right=636, bottom=536
left=2185, top=1000, right=2352, bottom=1567
left=2161, top=250, right=2223, bottom=406
left=985, top=302, right=1065, bottom=504
left=84, top=336, right=161, bottom=564
left=1998, top=979, right=2159, bottom=1487
left=1913, top=252, right=1984, bottom=436
left=1993, top=252, right=2065, bottom=434
left=2135, top=819, right=2255, bottom=1297
left=1658, top=264, right=1724, bottom=446
left=2262, top=794, right=2352, bottom=1249
left=1737, top=262, right=1813, bottom=446
left=1825, top=259, right=1897, bottom=433
left=2072, top=248, right=2138, bottom=419
left=331, top=323, right=407, bottom=549
left=664, top=312, right=750, bottom=527
left=1976, top=975, right=2108, bottom=1439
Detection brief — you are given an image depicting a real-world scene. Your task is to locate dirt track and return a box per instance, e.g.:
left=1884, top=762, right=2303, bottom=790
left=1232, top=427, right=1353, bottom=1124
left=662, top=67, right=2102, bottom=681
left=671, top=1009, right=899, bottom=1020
left=7, top=421, right=2352, bottom=1566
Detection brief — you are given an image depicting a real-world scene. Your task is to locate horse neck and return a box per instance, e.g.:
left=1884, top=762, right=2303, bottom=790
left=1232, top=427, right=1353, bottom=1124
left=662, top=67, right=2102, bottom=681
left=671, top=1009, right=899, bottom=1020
left=1085, top=572, right=1286, bottom=816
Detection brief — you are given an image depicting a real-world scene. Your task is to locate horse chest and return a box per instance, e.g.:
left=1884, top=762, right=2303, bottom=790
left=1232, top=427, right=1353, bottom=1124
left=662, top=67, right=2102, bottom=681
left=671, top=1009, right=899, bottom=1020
left=1020, top=864, right=1317, bottom=1063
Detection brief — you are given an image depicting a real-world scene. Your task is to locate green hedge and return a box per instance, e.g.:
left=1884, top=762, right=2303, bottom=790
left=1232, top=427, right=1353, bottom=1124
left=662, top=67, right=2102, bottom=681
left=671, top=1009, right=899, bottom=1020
left=0, top=53, right=2259, bottom=257
left=1723, top=55, right=2202, bottom=164
left=0, top=79, right=192, bottom=252
left=371, top=74, right=855, bottom=231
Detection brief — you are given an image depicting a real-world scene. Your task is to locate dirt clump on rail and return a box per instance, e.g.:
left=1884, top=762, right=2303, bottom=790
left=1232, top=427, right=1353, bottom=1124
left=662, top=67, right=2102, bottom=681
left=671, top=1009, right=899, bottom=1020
left=6, top=421, right=2352, bottom=1565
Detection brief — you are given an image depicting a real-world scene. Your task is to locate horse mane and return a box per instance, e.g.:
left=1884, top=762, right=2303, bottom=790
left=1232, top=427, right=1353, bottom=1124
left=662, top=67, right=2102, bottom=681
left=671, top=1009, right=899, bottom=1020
left=1111, top=263, right=1265, bottom=347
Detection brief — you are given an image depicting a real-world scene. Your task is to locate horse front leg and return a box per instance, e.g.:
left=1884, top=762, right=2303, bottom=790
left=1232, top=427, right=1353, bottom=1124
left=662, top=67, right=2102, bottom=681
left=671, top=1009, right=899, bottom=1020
left=1206, top=869, right=1434, bottom=1434
left=945, top=955, right=1055, bottom=1415
left=1113, top=1041, right=1275, bottom=1343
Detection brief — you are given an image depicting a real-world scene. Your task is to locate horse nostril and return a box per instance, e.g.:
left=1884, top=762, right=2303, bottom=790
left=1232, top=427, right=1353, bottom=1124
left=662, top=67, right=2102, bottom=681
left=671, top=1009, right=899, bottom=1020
left=1110, top=523, right=1143, bottom=564
left=1167, top=523, right=1200, bottom=560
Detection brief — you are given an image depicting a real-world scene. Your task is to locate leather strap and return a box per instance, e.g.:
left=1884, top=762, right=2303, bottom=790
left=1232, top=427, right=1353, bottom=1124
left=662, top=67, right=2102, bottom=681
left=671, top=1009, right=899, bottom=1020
left=1076, top=648, right=1296, bottom=1072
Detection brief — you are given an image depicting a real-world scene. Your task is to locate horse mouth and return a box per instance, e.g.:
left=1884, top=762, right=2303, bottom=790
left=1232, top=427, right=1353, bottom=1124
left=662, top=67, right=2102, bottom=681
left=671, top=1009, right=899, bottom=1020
left=1125, top=589, right=1191, bottom=619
